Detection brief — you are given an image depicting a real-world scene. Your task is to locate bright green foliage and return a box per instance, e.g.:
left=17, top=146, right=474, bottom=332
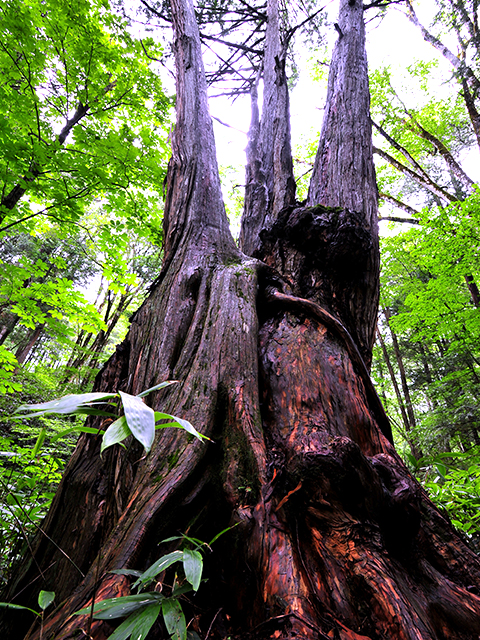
left=370, top=61, right=473, bottom=211
left=366, top=3, right=480, bottom=539
left=378, top=198, right=480, bottom=454
left=410, top=448, right=480, bottom=549
left=0, top=0, right=170, bottom=235
left=0, top=367, right=83, bottom=582
left=0, top=0, right=171, bottom=394
left=381, top=196, right=480, bottom=346
left=0, top=213, right=164, bottom=393
left=0, top=438, right=63, bottom=580
left=0, top=230, right=105, bottom=341
left=0, top=378, right=207, bottom=581
left=0, top=347, right=20, bottom=395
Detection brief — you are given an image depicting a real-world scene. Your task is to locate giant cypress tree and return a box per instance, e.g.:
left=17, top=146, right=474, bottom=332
left=3, top=0, right=480, bottom=638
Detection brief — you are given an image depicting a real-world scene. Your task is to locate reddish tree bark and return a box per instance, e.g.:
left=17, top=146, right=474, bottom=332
left=3, top=1, right=480, bottom=639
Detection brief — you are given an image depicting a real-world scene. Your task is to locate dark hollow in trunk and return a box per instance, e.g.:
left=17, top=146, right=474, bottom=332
left=3, top=1, right=480, bottom=639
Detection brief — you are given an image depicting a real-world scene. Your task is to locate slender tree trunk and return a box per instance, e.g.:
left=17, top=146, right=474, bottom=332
left=3, top=2, right=480, bottom=639
left=376, top=326, right=423, bottom=460
left=465, top=274, right=480, bottom=307
left=0, top=313, right=20, bottom=346
left=239, top=0, right=296, bottom=257
left=14, top=324, right=45, bottom=366
left=383, top=308, right=422, bottom=459
left=81, top=292, right=135, bottom=385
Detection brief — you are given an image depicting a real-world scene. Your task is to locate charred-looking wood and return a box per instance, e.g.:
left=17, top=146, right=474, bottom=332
left=257, top=203, right=377, bottom=369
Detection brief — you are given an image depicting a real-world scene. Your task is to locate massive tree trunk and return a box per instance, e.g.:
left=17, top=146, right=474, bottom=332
left=3, top=0, right=480, bottom=639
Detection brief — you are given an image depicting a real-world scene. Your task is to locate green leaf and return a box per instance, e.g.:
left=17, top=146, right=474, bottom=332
left=14, top=393, right=117, bottom=418
left=182, top=549, right=202, bottom=591
left=38, top=590, right=55, bottom=611
left=132, top=551, right=184, bottom=591
left=136, top=381, right=178, bottom=398
left=170, top=584, right=194, bottom=598
left=119, top=391, right=155, bottom=453
left=75, top=593, right=162, bottom=620
left=154, top=413, right=210, bottom=442
left=32, top=428, right=47, bottom=458
left=162, top=598, right=186, bottom=640
left=51, top=426, right=106, bottom=442
left=130, top=602, right=162, bottom=640
left=110, top=569, right=143, bottom=578
left=208, top=522, right=239, bottom=546
left=0, top=602, right=39, bottom=615
left=101, top=416, right=132, bottom=453
left=106, top=604, right=161, bottom=640
left=435, top=463, right=447, bottom=478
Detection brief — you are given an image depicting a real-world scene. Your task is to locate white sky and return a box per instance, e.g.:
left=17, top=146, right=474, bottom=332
left=210, top=0, right=445, bottom=160
left=207, top=0, right=472, bottom=229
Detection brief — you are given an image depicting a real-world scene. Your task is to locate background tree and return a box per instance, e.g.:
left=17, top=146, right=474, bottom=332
left=3, top=1, right=480, bottom=640
left=365, top=0, right=480, bottom=458
left=0, top=0, right=171, bottom=390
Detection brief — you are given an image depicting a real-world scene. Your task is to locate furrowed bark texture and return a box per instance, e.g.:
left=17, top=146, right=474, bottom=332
left=239, top=0, right=296, bottom=257
left=3, top=0, right=480, bottom=639
left=306, top=0, right=379, bottom=367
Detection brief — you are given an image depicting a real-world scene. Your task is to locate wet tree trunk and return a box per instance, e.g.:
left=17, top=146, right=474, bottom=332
left=3, top=1, right=480, bottom=639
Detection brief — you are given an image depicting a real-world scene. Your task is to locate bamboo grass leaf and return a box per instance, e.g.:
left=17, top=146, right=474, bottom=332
left=119, top=391, right=155, bottom=452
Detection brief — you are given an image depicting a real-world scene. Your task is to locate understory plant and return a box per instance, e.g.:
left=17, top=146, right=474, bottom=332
left=0, top=381, right=207, bottom=581
left=408, top=448, right=480, bottom=549
left=12, top=380, right=208, bottom=455
left=74, top=531, right=232, bottom=640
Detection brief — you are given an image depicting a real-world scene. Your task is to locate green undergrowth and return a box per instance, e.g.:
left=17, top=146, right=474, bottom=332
left=0, top=366, right=88, bottom=582
left=407, top=447, right=480, bottom=551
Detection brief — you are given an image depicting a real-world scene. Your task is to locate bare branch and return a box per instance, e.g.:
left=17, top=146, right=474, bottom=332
left=373, top=146, right=457, bottom=203
left=372, top=119, right=433, bottom=183
left=378, top=191, right=420, bottom=218
left=379, top=215, right=420, bottom=224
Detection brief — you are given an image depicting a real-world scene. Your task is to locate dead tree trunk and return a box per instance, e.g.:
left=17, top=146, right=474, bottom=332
left=3, top=1, right=480, bottom=639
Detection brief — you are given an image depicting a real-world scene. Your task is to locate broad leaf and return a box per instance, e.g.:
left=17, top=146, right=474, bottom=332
left=130, top=602, right=162, bottom=640
left=132, top=551, right=184, bottom=591
left=182, top=549, right=203, bottom=591
left=162, top=598, right=186, bottom=640
left=14, top=393, right=117, bottom=418
left=119, top=391, right=155, bottom=453
left=101, top=416, right=132, bottom=454
left=38, top=590, right=55, bottom=611
left=105, top=604, right=161, bottom=640
left=75, top=593, right=162, bottom=620
left=171, top=583, right=194, bottom=598
left=110, top=569, right=143, bottom=578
